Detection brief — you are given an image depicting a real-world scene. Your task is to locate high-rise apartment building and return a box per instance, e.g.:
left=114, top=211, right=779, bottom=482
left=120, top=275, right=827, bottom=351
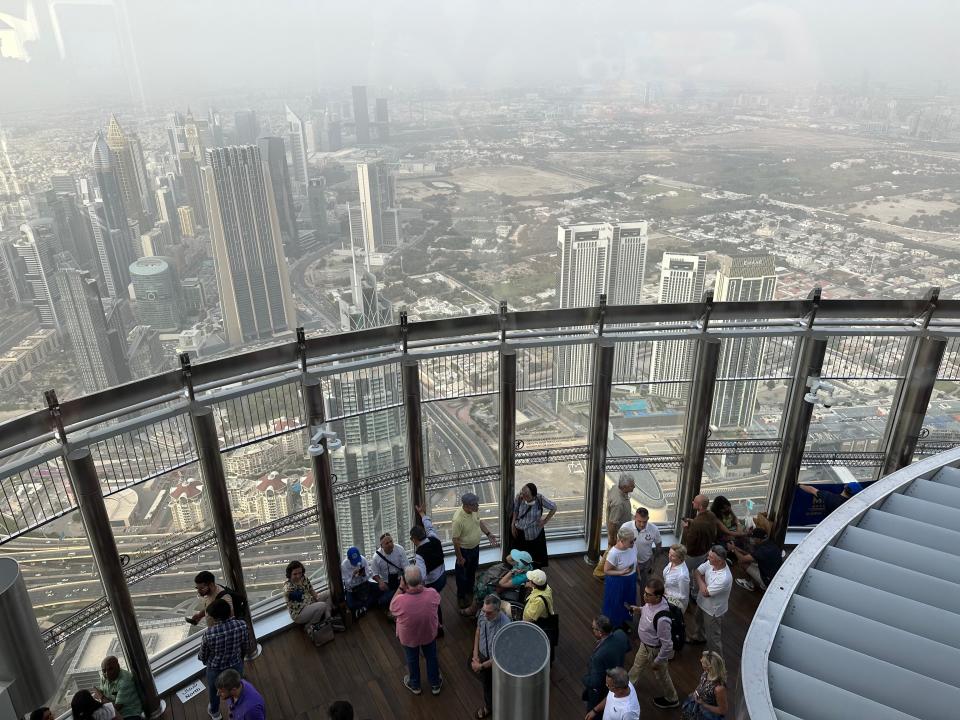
left=307, top=177, right=328, bottom=241
left=178, top=152, right=207, bottom=227
left=105, top=116, right=154, bottom=226
left=55, top=267, right=129, bottom=393
left=375, top=98, right=389, bottom=141
left=258, top=136, right=300, bottom=258
left=352, top=161, right=401, bottom=258
left=352, top=86, right=371, bottom=144
left=649, top=253, right=706, bottom=398
left=285, top=106, right=310, bottom=195
left=130, top=256, right=181, bottom=332
left=16, top=219, right=61, bottom=329
left=554, top=221, right=648, bottom=403
left=168, top=477, right=205, bottom=533
left=234, top=110, right=260, bottom=145
left=202, top=146, right=296, bottom=346
left=155, top=186, right=181, bottom=243
left=177, top=206, right=196, bottom=237
left=711, top=255, right=778, bottom=429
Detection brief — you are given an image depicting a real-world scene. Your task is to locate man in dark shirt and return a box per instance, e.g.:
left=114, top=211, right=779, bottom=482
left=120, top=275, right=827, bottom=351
left=799, top=481, right=863, bottom=515
left=681, top=494, right=718, bottom=602
left=729, top=529, right=783, bottom=592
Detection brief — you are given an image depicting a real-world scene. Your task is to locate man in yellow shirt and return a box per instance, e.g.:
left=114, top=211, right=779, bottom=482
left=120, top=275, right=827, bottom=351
left=452, top=492, right=499, bottom=608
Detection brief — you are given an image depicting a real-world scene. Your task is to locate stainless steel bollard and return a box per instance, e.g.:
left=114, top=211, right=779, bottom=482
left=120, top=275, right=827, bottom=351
left=0, top=558, right=56, bottom=718
left=491, top=621, right=551, bottom=720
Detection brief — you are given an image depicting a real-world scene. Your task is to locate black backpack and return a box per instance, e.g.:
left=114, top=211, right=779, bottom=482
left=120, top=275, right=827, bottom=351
left=653, top=603, right=685, bottom=653
left=216, top=586, right=249, bottom=620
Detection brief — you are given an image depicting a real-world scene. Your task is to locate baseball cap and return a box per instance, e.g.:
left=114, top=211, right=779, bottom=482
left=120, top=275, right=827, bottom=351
left=347, top=547, right=362, bottom=566
left=510, top=549, right=533, bottom=567
left=846, top=481, right=863, bottom=495
left=461, top=492, right=480, bottom=507
left=526, top=569, right=547, bottom=587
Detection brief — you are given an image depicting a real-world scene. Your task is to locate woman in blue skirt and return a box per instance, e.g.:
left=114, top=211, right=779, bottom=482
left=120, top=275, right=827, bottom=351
left=602, top=526, right=638, bottom=630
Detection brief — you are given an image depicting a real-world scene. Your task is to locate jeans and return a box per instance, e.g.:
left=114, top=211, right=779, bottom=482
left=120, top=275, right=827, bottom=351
left=206, top=660, right=243, bottom=715
left=403, top=640, right=440, bottom=689
left=455, top=545, right=480, bottom=600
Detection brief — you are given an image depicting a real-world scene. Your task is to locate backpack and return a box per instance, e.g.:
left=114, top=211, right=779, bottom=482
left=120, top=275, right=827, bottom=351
left=653, top=603, right=685, bottom=654
left=216, top=586, right=249, bottom=620
left=531, top=593, right=559, bottom=664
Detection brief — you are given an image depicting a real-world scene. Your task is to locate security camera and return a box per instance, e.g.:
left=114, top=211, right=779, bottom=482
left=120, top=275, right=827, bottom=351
left=803, top=392, right=819, bottom=404
left=308, top=428, right=342, bottom=455
left=821, top=395, right=835, bottom=409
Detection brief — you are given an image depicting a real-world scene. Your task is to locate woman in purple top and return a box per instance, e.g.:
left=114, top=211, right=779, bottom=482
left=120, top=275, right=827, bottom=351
left=216, top=669, right=266, bottom=720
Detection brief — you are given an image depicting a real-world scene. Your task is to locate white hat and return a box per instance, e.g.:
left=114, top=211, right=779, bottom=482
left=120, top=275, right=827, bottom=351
left=526, top=569, right=547, bottom=587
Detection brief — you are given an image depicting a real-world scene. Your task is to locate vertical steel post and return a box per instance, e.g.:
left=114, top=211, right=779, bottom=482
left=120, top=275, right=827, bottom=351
left=191, top=406, right=259, bottom=657
left=881, top=333, right=947, bottom=476
left=500, top=348, right=517, bottom=558
left=65, top=449, right=164, bottom=719
left=767, top=334, right=828, bottom=547
left=585, top=339, right=615, bottom=563
left=303, top=375, right=346, bottom=606
left=401, top=357, right=427, bottom=524
left=674, top=336, right=721, bottom=537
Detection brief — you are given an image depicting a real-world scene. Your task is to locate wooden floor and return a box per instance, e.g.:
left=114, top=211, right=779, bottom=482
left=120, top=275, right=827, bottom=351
left=161, top=555, right=761, bottom=720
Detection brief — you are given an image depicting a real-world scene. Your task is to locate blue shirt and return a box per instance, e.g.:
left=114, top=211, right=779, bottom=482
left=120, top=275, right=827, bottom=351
left=229, top=680, right=266, bottom=720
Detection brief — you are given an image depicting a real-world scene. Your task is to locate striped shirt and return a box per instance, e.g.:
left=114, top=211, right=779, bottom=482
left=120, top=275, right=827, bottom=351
left=513, top=494, right=557, bottom=540
left=199, top=617, right=248, bottom=670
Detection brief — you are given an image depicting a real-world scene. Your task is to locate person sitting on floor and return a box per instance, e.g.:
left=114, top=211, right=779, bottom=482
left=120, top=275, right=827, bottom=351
left=341, top=546, right=380, bottom=619
left=459, top=548, right=533, bottom=617
left=728, top=528, right=783, bottom=592
left=372, top=532, right=408, bottom=616
left=284, top=560, right=344, bottom=635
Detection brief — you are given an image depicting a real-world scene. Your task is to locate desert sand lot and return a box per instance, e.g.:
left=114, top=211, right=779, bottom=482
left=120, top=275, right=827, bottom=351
left=451, top=164, right=595, bottom=196
left=680, top=126, right=885, bottom=151
left=842, top=192, right=960, bottom=224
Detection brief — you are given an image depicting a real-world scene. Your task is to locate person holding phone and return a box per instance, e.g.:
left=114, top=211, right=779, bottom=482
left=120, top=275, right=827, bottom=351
left=601, top=527, right=637, bottom=631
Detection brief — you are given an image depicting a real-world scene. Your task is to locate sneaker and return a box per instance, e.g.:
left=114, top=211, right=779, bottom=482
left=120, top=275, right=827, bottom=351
left=653, top=697, right=680, bottom=709
left=208, top=707, right=222, bottom=720
left=736, top=578, right=756, bottom=592
left=403, top=675, right=422, bottom=695
left=431, top=675, right=444, bottom=695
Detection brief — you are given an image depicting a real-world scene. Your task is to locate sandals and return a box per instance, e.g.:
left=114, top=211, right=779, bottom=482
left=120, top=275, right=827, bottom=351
left=476, top=708, right=490, bottom=719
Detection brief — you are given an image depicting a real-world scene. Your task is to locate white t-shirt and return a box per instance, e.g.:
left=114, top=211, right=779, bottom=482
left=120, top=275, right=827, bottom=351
left=696, top=561, right=733, bottom=617
left=92, top=703, right=117, bottom=720
left=663, top=561, right=690, bottom=612
left=602, top=684, right=641, bottom=720
left=619, top=520, right=661, bottom=564
left=606, top=545, right=637, bottom=573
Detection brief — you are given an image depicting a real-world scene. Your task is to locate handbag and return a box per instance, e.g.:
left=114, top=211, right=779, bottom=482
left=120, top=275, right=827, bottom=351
left=681, top=696, right=723, bottom=720
left=309, top=620, right=335, bottom=647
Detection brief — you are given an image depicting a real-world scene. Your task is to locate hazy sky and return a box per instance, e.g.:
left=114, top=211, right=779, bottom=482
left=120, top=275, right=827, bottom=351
left=1, top=0, right=958, bottom=110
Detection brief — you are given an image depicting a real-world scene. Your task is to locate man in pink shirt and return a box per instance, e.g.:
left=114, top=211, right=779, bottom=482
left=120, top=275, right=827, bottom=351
left=389, top=566, right=444, bottom=696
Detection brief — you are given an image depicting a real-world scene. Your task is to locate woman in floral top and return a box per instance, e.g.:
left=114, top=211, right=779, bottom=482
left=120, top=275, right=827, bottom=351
left=283, top=560, right=343, bottom=632
left=682, top=651, right=728, bottom=719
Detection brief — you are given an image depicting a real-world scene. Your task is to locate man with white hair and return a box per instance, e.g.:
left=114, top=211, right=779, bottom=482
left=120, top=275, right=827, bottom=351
left=390, top=566, right=443, bottom=696
left=585, top=667, right=640, bottom=720
left=687, top=545, right=733, bottom=655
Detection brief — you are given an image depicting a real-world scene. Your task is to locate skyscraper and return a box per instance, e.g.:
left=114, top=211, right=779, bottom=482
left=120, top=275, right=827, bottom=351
left=16, top=219, right=61, bottom=329
left=177, top=206, right=196, bottom=237
left=375, top=98, right=389, bottom=141
left=307, top=177, right=328, bottom=241
left=234, top=109, right=260, bottom=145
left=0, top=125, right=20, bottom=196
left=92, top=132, right=137, bottom=296
left=649, top=252, right=707, bottom=398
left=55, top=267, right=129, bottom=393
left=554, top=221, right=648, bottom=403
left=155, top=186, right=182, bottom=243
left=285, top=105, right=310, bottom=195
left=130, top=256, right=181, bottom=332
left=353, top=161, right=401, bottom=258
left=258, top=136, right=299, bottom=258
left=178, top=152, right=207, bottom=227
left=202, top=145, right=296, bottom=346
left=105, top=115, right=153, bottom=226
left=711, top=255, right=778, bottom=429
left=352, top=86, right=370, bottom=144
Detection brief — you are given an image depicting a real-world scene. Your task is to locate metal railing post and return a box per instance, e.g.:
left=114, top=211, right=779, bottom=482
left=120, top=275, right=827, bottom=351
left=674, top=336, right=721, bottom=537
left=881, top=333, right=947, bottom=476
left=191, top=406, right=259, bottom=658
left=585, top=339, right=615, bottom=563
left=767, top=334, right=828, bottom=546
left=65, top=448, right=165, bottom=719
left=500, top=348, right=517, bottom=558
left=302, top=375, right=346, bottom=607
left=401, top=357, right=426, bottom=525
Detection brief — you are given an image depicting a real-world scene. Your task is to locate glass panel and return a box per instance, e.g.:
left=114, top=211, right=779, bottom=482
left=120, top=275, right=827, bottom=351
left=51, top=615, right=121, bottom=717
left=916, top=380, right=960, bottom=457
left=239, top=519, right=329, bottom=610
left=702, top=451, right=779, bottom=517
left=336, top=477, right=411, bottom=558
left=803, top=378, right=897, bottom=454
left=427, top=479, right=501, bottom=545
left=423, top=395, right=498, bottom=475
left=515, top=460, right=586, bottom=535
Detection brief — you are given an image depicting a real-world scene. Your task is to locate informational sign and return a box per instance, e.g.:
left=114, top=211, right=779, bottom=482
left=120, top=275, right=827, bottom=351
left=176, top=680, right=206, bottom=704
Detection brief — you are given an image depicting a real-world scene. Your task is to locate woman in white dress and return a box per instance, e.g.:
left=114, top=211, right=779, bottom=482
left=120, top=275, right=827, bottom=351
left=663, top=543, right=691, bottom=612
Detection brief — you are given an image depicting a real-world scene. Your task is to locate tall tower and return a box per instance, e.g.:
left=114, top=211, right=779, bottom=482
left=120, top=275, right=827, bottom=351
left=155, top=186, right=182, bottom=243
left=307, top=177, right=328, bottom=242
left=258, top=136, right=300, bottom=258
left=55, top=267, right=129, bottom=393
left=234, top=110, right=260, bottom=145
left=649, top=253, right=706, bottom=398
left=554, top=221, right=648, bottom=404
left=130, top=256, right=182, bottom=332
left=353, top=161, right=401, bottom=258
left=711, top=255, right=778, bottom=429
left=285, top=106, right=310, bottom=196
left=375, top=98, right=390, bottom=141
left=0, top=125, right=20, bottom=196
left=92, top=131, right=136, bottom=295
left=105, top=115, right=152, bottom=226
left=202, top=146, right=296, bottom=346
left=352, top=86, right=370, bottom=144
left=178, top=152, right=207, bottom=227
left=16, top=219, right=61, bottom=329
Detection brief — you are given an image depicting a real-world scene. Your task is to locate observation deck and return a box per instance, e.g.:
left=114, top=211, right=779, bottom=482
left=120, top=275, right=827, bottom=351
left=1, top=292, right=958, bottom=718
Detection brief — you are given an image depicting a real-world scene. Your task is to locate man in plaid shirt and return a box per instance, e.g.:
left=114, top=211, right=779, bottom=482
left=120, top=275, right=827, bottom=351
left=200, top=598, right=248, bottom=720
